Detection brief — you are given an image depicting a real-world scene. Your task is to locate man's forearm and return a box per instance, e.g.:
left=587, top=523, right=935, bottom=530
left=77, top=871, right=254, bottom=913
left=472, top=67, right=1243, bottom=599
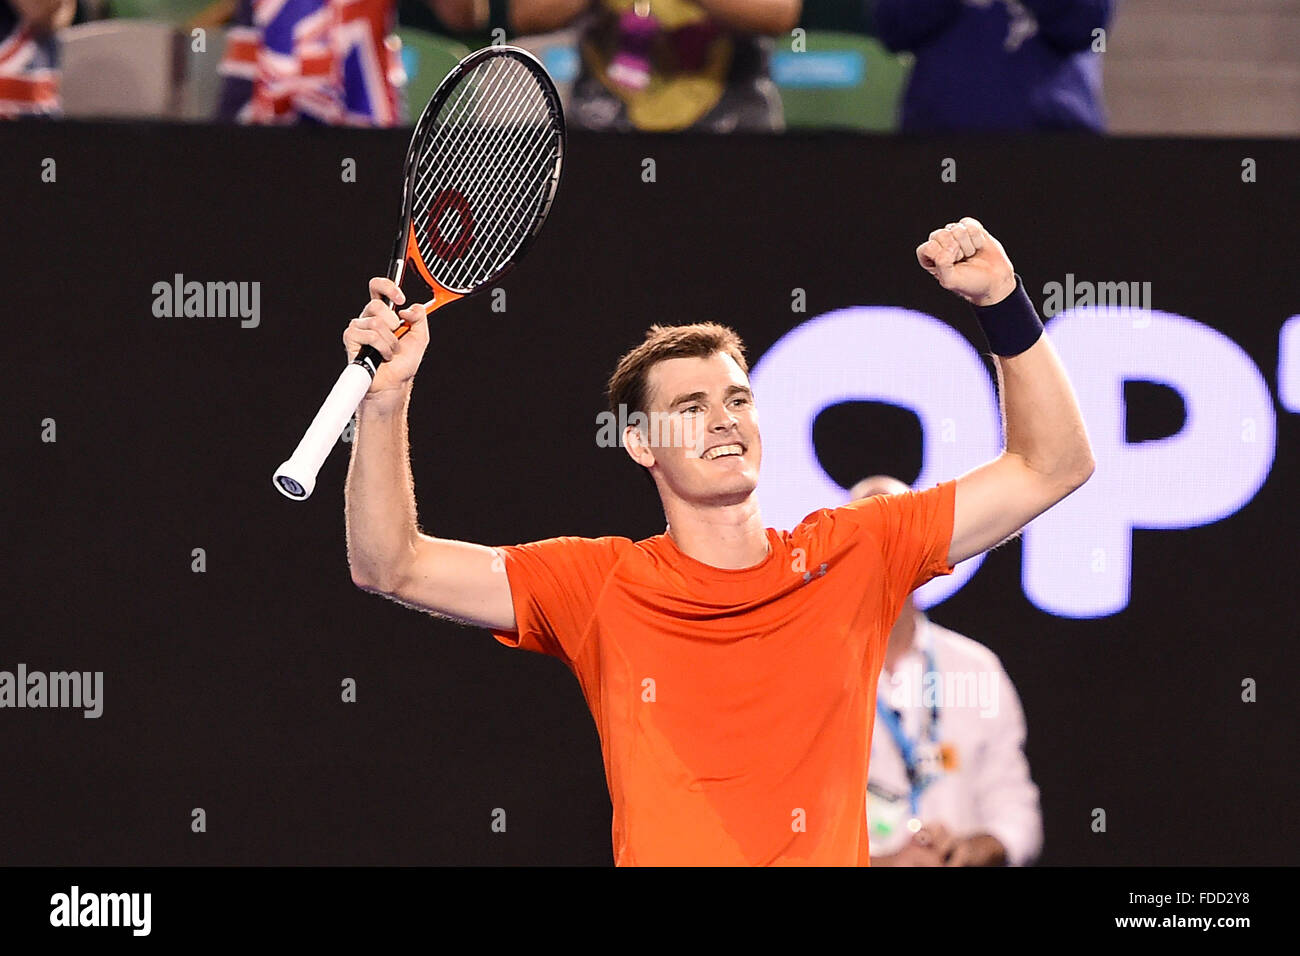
left=695, top=0, right=800, bottom=34
left=345, top=386, right=422, bottom=591
left=508, top=0, right=588, bottom=34
left=994, top=331, right=1094, bottom=484
left=13, top=0, right=75, bottom=33
left=975, top=279, right=1093, bottom=483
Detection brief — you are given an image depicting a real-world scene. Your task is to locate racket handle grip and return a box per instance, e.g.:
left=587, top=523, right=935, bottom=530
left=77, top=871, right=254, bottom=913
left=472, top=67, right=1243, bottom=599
left=352, top=303, right=414, bottom=376
left=273, top=363, right=374, bottom=500
left=353, top=344, right=385, bottom=378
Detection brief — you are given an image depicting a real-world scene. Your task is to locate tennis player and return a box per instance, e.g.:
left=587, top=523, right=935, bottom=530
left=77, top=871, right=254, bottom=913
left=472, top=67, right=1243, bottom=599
left=343, top=216, right=1093, bottom=866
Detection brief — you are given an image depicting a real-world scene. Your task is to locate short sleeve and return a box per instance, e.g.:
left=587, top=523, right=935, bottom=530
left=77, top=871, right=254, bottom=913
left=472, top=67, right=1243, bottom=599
left=839, top=480, right=957, bottom=609
left=489, top=535, right=625, bottom=668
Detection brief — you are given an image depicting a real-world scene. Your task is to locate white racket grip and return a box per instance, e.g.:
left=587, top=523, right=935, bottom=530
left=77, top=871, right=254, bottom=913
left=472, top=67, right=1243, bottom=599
left=273, top=362, right=374, bottom=500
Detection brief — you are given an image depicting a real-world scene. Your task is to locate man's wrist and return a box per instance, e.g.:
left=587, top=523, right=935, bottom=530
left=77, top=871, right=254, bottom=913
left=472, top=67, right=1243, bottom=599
left=973, top=272, right=1018, bottom=308
left=970, top=273, right=1044, bottom=357
left=359, top=383, right=412, bottom=417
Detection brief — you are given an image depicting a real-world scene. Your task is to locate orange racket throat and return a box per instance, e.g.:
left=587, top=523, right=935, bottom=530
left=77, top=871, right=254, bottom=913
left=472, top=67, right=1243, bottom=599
left=394, top=224, right=463, bottom=339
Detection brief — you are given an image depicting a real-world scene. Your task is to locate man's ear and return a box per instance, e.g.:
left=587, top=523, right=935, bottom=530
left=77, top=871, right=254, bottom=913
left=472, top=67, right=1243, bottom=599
left=624, top=421, right=655, bottom=469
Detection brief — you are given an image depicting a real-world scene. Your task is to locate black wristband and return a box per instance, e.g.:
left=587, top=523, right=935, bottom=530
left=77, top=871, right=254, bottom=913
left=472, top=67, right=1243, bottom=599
left=971, top=274, right=1043, bottom=357
left=488, top=0, right=509, bottom=32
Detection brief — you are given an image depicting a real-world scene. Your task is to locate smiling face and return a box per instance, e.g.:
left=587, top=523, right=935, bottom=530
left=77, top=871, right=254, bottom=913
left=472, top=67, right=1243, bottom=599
left=628, top=351, right=762, bottom=507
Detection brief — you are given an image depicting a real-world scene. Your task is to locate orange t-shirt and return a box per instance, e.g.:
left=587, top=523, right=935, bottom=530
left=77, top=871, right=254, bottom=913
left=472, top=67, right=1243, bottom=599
left=490, top=480, right=957, bottom=866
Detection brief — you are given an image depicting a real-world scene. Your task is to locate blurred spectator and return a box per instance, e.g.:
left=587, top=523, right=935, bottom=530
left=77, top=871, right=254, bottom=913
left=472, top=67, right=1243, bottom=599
left=217, top=0, right=406, bottom=124
left=512, top=0, right=800, bottom=132
left=853, top=475, right=1043, bottom=867
left=421, top=0, right=477, bottom=30
left=399, top=0, right=495, bottom=39
left=875, top=0, right=1111, bottom=132
left=796, top=0, right=870, bottom=33
left=0, top=0, right=74, bottom=117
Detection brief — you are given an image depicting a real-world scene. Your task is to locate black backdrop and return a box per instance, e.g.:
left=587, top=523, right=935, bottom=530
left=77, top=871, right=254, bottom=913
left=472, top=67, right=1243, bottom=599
left=2, top=123, right=1297, bottom=865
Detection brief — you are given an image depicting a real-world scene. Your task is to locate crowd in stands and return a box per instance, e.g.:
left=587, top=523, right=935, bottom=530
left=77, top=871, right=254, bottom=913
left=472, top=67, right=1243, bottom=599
left=2, top=0, right=1111, bottom=131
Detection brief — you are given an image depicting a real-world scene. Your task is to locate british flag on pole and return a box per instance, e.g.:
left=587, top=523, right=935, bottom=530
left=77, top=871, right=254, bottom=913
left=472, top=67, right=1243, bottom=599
left=218, top=0, right=405, bottom=126
left=0, top=8, right=60, bottom=118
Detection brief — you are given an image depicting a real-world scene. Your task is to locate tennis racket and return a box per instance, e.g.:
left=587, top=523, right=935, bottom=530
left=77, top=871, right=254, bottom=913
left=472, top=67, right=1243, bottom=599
left=273, top=45, right=565, bottom=500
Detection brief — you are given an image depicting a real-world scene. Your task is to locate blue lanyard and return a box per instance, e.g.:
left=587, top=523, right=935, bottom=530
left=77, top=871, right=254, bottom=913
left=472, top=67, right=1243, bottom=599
left=876, top=628, right=941, bottom=816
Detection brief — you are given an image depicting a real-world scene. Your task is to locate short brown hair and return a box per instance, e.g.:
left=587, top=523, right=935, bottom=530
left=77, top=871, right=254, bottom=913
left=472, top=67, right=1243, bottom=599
left=606, top=323, right=750, bottom=487
left=606, top=322, right=750, bottom=419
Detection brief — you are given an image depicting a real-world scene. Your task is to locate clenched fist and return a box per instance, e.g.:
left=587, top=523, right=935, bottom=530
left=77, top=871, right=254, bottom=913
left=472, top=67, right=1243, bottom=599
left=916, top=217, right=1017, bottom=308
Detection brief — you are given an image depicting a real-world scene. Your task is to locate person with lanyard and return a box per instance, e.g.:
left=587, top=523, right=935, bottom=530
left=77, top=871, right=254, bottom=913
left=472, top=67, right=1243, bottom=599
left=851, top=475, right=1043, bottom=867
left=503, top=0, right=798, bottom=132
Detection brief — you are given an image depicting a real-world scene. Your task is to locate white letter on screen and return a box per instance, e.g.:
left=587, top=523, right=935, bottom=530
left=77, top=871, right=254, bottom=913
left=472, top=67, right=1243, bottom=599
left=750, top=307, right=1001, bottom=609
left=1025, top=308, right=1275, bottom=617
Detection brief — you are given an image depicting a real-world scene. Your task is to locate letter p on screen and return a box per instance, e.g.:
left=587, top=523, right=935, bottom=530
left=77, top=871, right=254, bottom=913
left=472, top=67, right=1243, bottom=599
left=1023, top=308, right=1276, bottom=617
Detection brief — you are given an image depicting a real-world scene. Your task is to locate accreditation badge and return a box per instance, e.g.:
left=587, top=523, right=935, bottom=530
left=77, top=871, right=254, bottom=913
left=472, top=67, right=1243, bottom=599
left=866, top=783, right=912, bottom=857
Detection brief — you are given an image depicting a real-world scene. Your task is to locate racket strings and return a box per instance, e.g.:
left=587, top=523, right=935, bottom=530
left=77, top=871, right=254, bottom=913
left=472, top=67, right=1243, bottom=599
left=415, top=72, right=546, bottom=255
left=426, top=64, right=556, bottom=268
left=415, top=100, right=553, bottom=286
left=409, top=55, right=561, bottom=292
left=415, top=58, right=523, bottom=187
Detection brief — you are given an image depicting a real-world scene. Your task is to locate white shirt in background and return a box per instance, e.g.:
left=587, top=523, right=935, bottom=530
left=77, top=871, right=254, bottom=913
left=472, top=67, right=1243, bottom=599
left=867, top=613, right=1043, bottom=866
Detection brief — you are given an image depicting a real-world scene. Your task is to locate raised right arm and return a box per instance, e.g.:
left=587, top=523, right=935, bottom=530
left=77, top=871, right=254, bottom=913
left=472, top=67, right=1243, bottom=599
left=343, top=278, right=516, bottom=632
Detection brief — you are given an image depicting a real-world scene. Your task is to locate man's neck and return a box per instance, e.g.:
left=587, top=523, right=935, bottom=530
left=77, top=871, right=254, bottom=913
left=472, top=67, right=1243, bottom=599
left=662, top=495, right=770, bottom=570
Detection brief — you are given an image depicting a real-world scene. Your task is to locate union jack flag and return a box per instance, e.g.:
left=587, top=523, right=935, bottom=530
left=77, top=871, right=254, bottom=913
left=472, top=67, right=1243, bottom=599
left=218, top=0, right=405, bottom=126
left=0, top=8, right=60, bottom=118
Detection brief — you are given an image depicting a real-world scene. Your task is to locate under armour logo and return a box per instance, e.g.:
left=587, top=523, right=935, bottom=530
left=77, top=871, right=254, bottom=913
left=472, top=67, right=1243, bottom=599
left=802, top=563, right=828, bottom=584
